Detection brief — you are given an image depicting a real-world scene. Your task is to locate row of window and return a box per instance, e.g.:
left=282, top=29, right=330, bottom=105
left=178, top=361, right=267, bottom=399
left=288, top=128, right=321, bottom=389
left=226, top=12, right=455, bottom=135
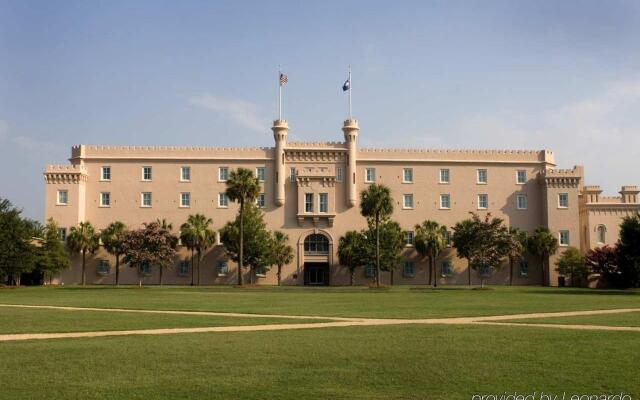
left=365, top=260, right=531, bottom=278
left=402, top=228, right=571, bottom=247
left=99, top=166, right=267, bottom=183
left=97, top=259, right=231, bottom=277
left=86, top=192, right=265, bottom=209
left=364, top=168, right=529, bottom=185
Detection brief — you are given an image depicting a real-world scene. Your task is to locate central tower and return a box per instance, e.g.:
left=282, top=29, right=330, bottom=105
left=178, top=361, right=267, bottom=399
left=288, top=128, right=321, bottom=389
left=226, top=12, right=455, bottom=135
left=342, top=118, right=359, bottom=207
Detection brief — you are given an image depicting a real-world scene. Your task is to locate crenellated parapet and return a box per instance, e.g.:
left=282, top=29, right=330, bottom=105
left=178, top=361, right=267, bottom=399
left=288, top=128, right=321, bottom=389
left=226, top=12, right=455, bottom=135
left=358, top=148, right=554, bottom=164
left=43, top=165, right=88, bottom=184
left=286, top=141, right=346, bottom=149
left=71, top=144, right=273, bottom=161
left=540, top=166, right=583, bottom=188
left=285, top=149, right=347, bottom=163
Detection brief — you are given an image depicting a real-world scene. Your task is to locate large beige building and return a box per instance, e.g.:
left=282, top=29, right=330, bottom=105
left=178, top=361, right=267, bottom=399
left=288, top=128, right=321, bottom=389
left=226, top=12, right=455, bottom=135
left=44, top=119, right=640, bottom=286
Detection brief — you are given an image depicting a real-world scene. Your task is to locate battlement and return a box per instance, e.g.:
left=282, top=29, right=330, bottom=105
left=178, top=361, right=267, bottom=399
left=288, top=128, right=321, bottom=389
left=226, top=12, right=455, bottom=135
left=70, top=144, right=273, bottom=160
left=357, top=148, right=553, bottom=163
left=43, top=164, right=88, bottom=184
left=286, top=141, right=347, bottom=149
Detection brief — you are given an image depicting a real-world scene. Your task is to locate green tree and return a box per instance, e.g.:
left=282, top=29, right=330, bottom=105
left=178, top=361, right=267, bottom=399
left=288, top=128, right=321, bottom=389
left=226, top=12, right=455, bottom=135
left=100, top=221, right=128, bottom=285
left=337, top=230, right=369, bottom=286
left=0, top=198, right=38, bottom=285
left=36, top=219, right=70, bottom=284
left=179, top=214, right=215, bottom=286
left=225, top=167, right=261, bottom=286
left=414, top=220, right=448, bottom=287
left=617, top=213, right=640, bottom=288
left=121, top=222, right=177, bottom=284
left=506, top=227, right=528, bottom=286
left=67, top=221, right=100, bottom=286
left=364, top=221, right=404, bottom=285
left=269, top=231, right=294, bottom=286
left=359, top=184, right=394, bottom=287
left=555, top=246, right=588, bottom=287
left=450, top=218, right=477, bottom=285
left=528, top=226, right=559, bottom=286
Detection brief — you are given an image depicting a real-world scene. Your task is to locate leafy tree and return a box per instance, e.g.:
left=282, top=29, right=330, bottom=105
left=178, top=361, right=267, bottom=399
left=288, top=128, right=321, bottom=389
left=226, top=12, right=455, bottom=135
left=451, top=218, right=476, bottom=285
left=121, top=222, right=177, bottom=284
left=617, top=213, right=640, bottom=288
left=527, top=227, right=559, bottom=286
left=100, top=221, right=128, bottom=285
left=269, top=231, right=294, bottom=286
left=0, top=198, right=38, bottom=285
left=156, top=219, right=179, bottom=249
left=220, top=203, right=271, bottom=284
left=555, top=246, right=588, bottom=287
left=368, top=220, right=405, bottom=285
left=359, top=184, right=394, bottom=287
left=179, top=214, right=215, bottom=285
left=415, top=220, right=447, bottom=287
left=506, top=227, right=528, bottom=286
left=337, top=230, right=369, bottom=286
left=67, top=221, right=100, bottom=286
left=225, top=167, right=261, bottom=286
left=36, top=219, right=70, bottom=284
left=585, top=245, right=621, bottom=287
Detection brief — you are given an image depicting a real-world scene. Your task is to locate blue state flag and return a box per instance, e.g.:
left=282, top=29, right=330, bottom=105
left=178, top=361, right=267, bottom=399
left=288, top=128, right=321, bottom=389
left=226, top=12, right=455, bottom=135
left=342, top=79, right=350, bottom=91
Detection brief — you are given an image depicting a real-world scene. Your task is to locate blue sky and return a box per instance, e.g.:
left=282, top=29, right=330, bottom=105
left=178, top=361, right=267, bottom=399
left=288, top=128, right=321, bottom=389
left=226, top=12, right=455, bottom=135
left=2, top=0, right=640, bottom=220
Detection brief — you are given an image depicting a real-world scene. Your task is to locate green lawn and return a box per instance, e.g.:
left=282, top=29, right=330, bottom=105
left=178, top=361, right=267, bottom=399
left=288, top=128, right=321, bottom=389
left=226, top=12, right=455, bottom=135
left=504, top=311, right=640, bottom=327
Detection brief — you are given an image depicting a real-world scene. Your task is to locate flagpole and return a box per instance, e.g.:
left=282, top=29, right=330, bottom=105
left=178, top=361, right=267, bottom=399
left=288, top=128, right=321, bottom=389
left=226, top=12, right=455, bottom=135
left=348, top=65, right=352, bottom=120
left=278, top=65, right=282, bottom=120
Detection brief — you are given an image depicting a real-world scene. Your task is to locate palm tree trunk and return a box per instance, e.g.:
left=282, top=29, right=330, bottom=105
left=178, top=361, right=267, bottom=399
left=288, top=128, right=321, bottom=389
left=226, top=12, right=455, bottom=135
left=190, top=249, right=195, bottom=286
left=390, top=270, right=394, bottom=286
left=427, top=256, right=432, bottom=285
left=82, top=250, right=86, bottom=286
left=277, top=265, right=282, bottom=286
left=350, top=267, right=355, bottom=286
left=541, top=253, right=546, bottom=286
left=197, top=250, right=201, bottom=286
left=432, top=255, right=438, bottom=287
left=159, top=265, right=163, bottom=286
left=238, top=199, right=245, bottom=286
left=375, top=215, right=380, bottom=288
left=509, top=258, right=513, bottom=286
left=115, top=255, right=120, bottom=286
left=468, top=259, right=472, bottom=286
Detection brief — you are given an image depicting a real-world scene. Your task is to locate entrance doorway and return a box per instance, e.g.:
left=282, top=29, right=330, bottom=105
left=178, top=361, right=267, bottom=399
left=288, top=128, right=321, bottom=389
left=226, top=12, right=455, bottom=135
left=304, top=263, right=329, bottom=286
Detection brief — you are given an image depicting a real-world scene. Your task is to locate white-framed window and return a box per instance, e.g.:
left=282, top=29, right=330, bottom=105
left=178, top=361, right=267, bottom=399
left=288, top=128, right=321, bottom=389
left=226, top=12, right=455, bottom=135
left=597, top=225, right=606, bottom=244
left=97, top=260, right=110, bottom=276
left=57, top=190, right=68, bottom=205
left=180, top=166, right=191, bottom=182
left=141, top=192, right=152, bottom=207
left=218, top=193, right=229, bottom=208
left=404, top=231, right=414, bottom=246
left=403, top=194, right=414, bottom=209
left=477, top=194, right=488, bottom=210
left=440, top=194, right=451, bottom=209
left=477, top=169, right=488, bottom=184
left=403, top=261, right=415, bottom=277
left=218, top=167, right=229, bottom=182
left=441, top=261, right=453, bottom=277
left=319, top=193, right=328, bottom=213
left=100, top=192, right=111, bottom=207
left=519, top=260, right=529, bottom=277
left=336, top=167, right=344, bottom=182
left=256, top=193, right=266, bottom=208
left=365, top=263, right=376, bottom=278
left=516, top=194, right=528, bottom=210
left=558, top=193, right=569, bottom=208
left=101, top=166, right=111, bottom=181
left=217, top=261, right=229, bottom=276
left=365, top=167, right=376, bottom=183
left=304, top=193, right=314, bottom=213
left=142, top=166, right=152, bottom=181
left=444, top=230, right=452, bottom=247
left=180, top=192, right=190, bottom=208
left=439, top=169, right=450, bottom=184
left=256, top=167, right=266, bottom=182
left=255, top=265, right=267, bottom=278
left=402, top=168, right=413, bottom=183
left=178, top=260, right=190, bottom=276
left=516, top=170, right=527, bottom=184
left=57, top=228, right=67, bottom=242
left=559, top=230, right=570, bottom=246
left=290, top=167, right=297, bottom=182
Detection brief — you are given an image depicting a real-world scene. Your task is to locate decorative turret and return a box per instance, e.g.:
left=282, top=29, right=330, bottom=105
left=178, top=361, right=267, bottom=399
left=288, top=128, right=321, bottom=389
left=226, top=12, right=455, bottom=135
left=342, top=119, right=359, bottom=207
left=272, top=119, right=289, bottom=206
left=620, top=186, right=639, bottom=204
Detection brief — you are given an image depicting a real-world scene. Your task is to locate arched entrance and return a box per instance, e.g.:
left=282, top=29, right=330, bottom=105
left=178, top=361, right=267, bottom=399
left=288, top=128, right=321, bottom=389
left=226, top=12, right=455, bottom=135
left=300, top=232, right=332, bottom=286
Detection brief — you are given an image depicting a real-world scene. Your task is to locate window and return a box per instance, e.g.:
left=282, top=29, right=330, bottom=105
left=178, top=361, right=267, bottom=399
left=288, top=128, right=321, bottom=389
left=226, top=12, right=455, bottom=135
left=304, top=234, right=329, bottom=255
left=140, top=192, right=151, bottom=207
left=439, top=169, right=450, bottom=184
left=558, top=193, right=569, bottom=208
left=404, top=231, right=414, bottom=246
left=403, top=168, right=413, bottom=183
left=444, top=230, right=452, bottom=247
left=319, top=193, right=328, bottom=213
left=101, top=166, right=111, bottom=181
left=100, top=192, right=111, bottom=207
left=403, top=194, right=414, bottom=209
left=140, top=262, right=151, bottom=276
left=477, top=169, right=488, bottom=184
left=255, top=265, right=267, bottom=277
left=218, top=167, right=228, bottom=181
left=178, top=260, right=190, bottom=276
left=440, top=194, right=451, bottom=209
left=403, top=261, right=415, bottom=277
left=290, top=167, right=297, bottom=182
left=256, top=193, right=266, bottom=208
left=519, top=261, right=529, bottom=277
left=57, top=190, right=68, bottom=205
left=180, top=166, right=191, bottom=182
left=336, top=167, right=344, bottom=182
left=304, top=193, right=314, bottom=213
left=97, top=260, right=110, bottom=276
left=142, top=166, right=152, bottom=181
left=57, top=228, right=67, bottom=242
left=180, top=192, right=190, bottom=208
left=477, top=194, right=488, bottom=210
left=516, top=170, right=527, bottom=184
left=597, top=225, right=606, bottom=244
left=218, top=193, right=228, bottom=208
left=559, top=230, right=570, bottom=246
left=365, top=263, right=376, bottom=278
left=365, top=168, right=376, bottom=183
left=256, top=167, right=266, bottom=182
left=217, top=261, right=229, bottom=276
left=516, top=194, right=528, bottom=210
left=441, top=261, right=453, bottom=277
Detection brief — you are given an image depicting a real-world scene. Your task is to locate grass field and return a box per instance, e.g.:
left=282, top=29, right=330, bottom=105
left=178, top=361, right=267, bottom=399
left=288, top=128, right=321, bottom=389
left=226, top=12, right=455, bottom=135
left=504, top=311, right=640, bottom=327
left=0, top=285, right=639, bottom=400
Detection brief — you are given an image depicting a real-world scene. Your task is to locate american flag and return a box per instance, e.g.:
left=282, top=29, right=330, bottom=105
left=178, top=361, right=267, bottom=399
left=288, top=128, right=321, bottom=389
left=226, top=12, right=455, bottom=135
left=279, top=73, right=288, bottom=86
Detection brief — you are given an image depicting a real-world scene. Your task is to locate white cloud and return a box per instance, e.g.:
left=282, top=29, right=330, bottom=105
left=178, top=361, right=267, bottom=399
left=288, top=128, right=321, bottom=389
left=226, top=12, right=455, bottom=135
left=0, top=119, right=64, bottom=155
left=189, top=94, right=266, bottom=132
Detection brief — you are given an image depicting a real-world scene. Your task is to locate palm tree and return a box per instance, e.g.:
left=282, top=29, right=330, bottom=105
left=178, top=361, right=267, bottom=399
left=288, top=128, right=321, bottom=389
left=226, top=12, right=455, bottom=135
left=179, top=226, right=197, bottom=286
left=528, top=227, right=559, bottom=286
left=67, top=221, right=99, bottom=286
left=155, top=219, right=178, bottom=285
left=506, top=227, right=528, bottom=286
left=414, top=220, right=447, bottom=287
left=359, top=184, right=394, bottom=287
left=179, top=214, right=215, bottom=286
left=100, top=221, right=128, bottom=285
left=225, top=168, right=261, bottom=286
left=269, top=231, right=294, bottom=286
left=338, top=230, right=367, bottom=286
